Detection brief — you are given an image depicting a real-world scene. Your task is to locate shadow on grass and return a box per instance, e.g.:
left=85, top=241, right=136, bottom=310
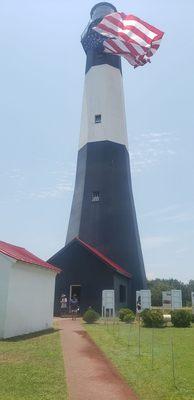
left=1, top=327, right=60, bottom=342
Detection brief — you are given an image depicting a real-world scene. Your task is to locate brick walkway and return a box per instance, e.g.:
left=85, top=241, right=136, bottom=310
left=58, top=318, right=138, bottom=400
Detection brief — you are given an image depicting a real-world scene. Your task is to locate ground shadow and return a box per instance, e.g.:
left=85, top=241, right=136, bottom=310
left=1, top=327, right=60, bottom=342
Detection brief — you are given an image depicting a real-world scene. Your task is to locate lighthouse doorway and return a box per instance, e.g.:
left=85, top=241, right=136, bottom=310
left=70, top=285, right=82, bottom=303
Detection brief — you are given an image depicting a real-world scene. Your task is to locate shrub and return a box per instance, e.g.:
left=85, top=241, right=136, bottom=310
left=141, top=309, right=165, bottom=328
left=123, top=311, right=135, bottom=324
left=119, top=308, right=133, bottom=322
left=191, top=313, right=194, bottom=323
left=83, top=308, right=100, bottom=324
left=171, top=310, right=192, bottom=327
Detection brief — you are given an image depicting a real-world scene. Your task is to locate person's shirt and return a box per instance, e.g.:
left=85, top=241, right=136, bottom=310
left=61, top=297, right=67, bottom=308
left=70, top=298, right=78, bottom=310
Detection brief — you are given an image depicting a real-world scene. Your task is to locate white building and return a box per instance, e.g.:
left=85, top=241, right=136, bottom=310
left=0, top=241, right=60, bottom=339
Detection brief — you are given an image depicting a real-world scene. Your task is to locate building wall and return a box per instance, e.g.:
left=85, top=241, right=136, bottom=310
left=114, top=274, right=131, bottom=312
left=0, top=254, right=13, bottom=338
left=4, top=261, right=56, bottom=339
left=51, top=243, right=114, bottom=315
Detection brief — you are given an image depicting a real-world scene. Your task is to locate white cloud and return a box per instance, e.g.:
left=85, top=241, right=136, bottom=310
left=29, top=178, right=73, bottom=200
left=28, top=167, right=75, bottom=200
left=142, top=235, right=174, bottom=250
left=162, top=212, right=194, bottom=223
left=175, top=247, right=188, bottom=255
left=0, top=168, right=25, bottom=181
left=140, top=204, right=179, bottom=219
left=0, top=162, right=75, bottom=202
left=129, top=131, right=177, bottom=173
left=140, top=204, right=194, bottom=224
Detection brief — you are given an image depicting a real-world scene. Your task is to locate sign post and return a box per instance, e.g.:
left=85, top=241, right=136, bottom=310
left=136, top=290, right=151, bottom=312
left=162, top=290, right=182, bottom=310
left=171, top=290, right=182, bottom=309
left=102, top=290, right=115, bottom=318
left=162, top=291, right=172, bottom=309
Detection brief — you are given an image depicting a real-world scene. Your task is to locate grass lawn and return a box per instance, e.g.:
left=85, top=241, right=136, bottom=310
left=0, top=328, right=68, bottom=400
left=85, top=321, right=194, bottom=400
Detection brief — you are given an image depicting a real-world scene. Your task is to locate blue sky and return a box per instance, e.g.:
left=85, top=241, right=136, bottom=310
left=0, top=0, right=193, bottom=282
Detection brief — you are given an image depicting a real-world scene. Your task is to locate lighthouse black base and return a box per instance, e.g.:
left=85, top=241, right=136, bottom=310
left=67, top=141, right=147, bottom=296
left=49, top=141, right=147, bottom=312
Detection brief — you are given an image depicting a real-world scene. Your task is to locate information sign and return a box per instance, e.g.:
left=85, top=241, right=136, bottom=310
left=102, top=290, right=115, bottom=318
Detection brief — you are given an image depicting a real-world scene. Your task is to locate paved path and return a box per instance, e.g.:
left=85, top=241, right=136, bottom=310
left=58, top=318, right=138, bottom=400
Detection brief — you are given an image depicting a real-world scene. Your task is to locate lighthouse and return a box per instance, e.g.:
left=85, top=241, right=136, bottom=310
left=49, top=2, right=147, bottom=314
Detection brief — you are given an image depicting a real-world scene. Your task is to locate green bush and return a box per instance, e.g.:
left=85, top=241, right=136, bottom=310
left=119, top=308, right=133, bottom=322
left=191, top=313, right=194, bottom=323
left=83, top=308, right=100, bottom=324
left=141, top=309, right=165, bottom=328
left=171, top=310, right=192, bottom=327
left=123, top=311, right=135, bottom=324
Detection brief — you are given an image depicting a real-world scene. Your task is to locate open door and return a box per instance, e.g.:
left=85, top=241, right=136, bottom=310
left=70, top=285, right=82, bottom=303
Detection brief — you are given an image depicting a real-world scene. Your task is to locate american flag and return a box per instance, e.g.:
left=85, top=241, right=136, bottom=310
left=93, top=12, right=164, bottom=68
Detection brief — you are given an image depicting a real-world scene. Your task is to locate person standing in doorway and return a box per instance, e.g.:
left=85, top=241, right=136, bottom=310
left=70, top=294, right=79, bottom=320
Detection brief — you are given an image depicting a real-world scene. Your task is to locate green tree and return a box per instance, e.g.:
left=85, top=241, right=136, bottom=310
left=147, top=278, right=192, bottom=306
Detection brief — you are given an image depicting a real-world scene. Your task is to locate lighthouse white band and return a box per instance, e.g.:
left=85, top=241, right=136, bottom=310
left=79, top=64, right=129, bottom=150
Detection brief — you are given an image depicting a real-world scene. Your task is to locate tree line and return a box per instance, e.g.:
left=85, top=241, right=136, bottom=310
left=147, top=279, right=194, bottom=307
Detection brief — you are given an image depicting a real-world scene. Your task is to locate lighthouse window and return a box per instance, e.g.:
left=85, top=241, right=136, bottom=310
left=92, top=191, right=100, bottom=202
left=95, top=114, right=101, bottom=124
left=119, top=285, right=126, bottom=303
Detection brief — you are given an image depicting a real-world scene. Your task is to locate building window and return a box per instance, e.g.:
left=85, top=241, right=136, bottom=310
left=119, top=285, right=126, bottom=303
left=95, top=114, right=101, bottom=124
left=92, top=191, right=100, bottom=202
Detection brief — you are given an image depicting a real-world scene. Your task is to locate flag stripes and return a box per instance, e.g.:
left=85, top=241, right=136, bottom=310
left=93, top=12, right=164, bottom=68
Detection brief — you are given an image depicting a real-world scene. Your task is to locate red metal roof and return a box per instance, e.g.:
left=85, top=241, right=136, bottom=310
left=77, top=238, right=131, bottom=278
left=0, top=241, right=61, bottom=273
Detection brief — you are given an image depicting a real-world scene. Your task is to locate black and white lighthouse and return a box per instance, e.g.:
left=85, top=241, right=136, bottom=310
left=49, top=2, right=147, bottom=314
